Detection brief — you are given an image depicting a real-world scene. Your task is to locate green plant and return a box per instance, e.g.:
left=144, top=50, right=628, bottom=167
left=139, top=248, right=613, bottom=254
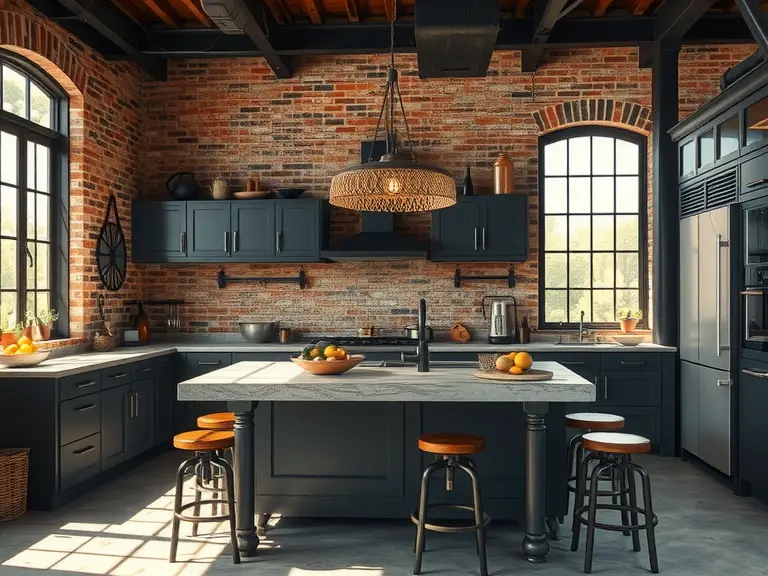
left=616, top=309, right=642, bottom=321
left=36, top=309, right=59, bottom=325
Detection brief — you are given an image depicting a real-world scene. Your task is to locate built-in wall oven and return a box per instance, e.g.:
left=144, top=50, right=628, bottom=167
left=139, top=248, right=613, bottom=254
left=743, top=204, right=768, bottom=351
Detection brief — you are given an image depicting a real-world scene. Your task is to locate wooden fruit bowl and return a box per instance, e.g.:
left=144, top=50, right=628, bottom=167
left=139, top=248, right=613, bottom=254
left=0, top=350, right=50, bottom=368
left=290, top=355, right=365, bottom=375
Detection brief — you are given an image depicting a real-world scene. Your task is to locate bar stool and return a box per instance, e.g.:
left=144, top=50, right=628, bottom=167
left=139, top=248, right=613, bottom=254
left=412, top=433, right=489, bottom=576
left=565, top=413, right=625, bottom=528
left=197, top=413, right=235, bottom=516
left=571, top=432, right=659, bottom=574
left=170, top=430, right=239, bottom=565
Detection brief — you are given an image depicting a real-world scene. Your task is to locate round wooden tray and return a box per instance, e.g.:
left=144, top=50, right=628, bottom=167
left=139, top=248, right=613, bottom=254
left=473, top=369, right=553, bottom=382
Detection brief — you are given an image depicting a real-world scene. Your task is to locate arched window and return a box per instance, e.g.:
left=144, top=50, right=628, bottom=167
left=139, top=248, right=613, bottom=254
left=538, top=126, right=648, bottom=328
left=0, top=51, right=67, bottom=336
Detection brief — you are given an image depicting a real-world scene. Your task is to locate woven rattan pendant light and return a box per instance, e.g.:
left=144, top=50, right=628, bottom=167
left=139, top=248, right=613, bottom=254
left=329, top=8, right=456, bottom=213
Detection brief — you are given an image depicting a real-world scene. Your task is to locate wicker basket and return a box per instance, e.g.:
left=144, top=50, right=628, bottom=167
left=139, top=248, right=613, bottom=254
left=0, top=448, right=29, bottom=522
left=93, top=332, right=117, bottom=352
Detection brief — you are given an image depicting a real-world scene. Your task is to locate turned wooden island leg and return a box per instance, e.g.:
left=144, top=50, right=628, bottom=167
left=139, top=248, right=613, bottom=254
left=522, top=401, right=550, bottom=563
left=229, top=401, right=260, bottom=557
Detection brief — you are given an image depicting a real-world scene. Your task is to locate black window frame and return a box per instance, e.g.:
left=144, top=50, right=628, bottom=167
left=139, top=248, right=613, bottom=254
left=537, top=125, right=649, bottom=330
left=0, top=49, right=69, bottom=338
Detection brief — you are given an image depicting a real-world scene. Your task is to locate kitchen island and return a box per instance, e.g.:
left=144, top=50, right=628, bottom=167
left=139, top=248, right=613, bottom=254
left=178, top=360, right=595, bottom=563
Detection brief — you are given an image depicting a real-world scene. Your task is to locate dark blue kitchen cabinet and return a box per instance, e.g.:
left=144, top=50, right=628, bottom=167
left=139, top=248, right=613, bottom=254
left=276, top=201, right=321, bottom=260
left=154, top=357, right=176, bottom=446
left=131, top=201, right=187, bottom=263
left=101, top=383, right=130, bottom=471
left=182, top=353, right=232, bottom=429
left=739, top=358, right=768, bottom=503
left=431, top=195, right=529, bottom=262
left=187, top=202, right=231, bottom=260
left=232, top=201, right=275, bottom=260
left=129, top=378, right=155, bottom=455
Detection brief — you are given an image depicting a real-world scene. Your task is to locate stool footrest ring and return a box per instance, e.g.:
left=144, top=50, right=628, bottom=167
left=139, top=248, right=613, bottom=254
left=410, top=503, right=491, bottom=534
left=175, top=499, right=231, bottom=523
left=574, top=503, right=659, bottom=532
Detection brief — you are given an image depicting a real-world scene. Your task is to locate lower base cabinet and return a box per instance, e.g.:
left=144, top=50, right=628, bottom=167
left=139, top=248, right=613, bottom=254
left=102, top=383, right=131, bottom=470
left=739, top=358, right=768, bottom=503
left=182, top=353, right=232, bottom=430
left=60, top=433, right=101, bottom=491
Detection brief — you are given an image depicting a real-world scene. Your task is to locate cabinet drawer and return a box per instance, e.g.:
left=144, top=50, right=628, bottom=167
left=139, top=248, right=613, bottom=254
left=59, top=371, right=101, bottom=401
left=102, top=365, right=132, bottom=389
left=533, top=353, right=601, bottom=378
left=599, top=371, right=661, bottom=407
left=60, top=433, right=101, bottom=491
left=60, top=393, right=101, bottom=447
left=600, top=353, right=660, bottom=371
left=741, top=151, right=768, bottom=196
left=131, top=360, right=156, bottom=381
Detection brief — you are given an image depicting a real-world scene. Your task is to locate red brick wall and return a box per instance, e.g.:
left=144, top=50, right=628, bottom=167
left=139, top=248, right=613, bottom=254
left=4, top=0, right=144, bottom=339
left=138, top=46, right=753, bottom=337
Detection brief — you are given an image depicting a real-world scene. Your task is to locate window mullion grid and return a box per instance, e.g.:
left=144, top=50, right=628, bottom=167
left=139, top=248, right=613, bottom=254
left=613, top=138, right=618, bottom=320
left=17, top=129, right=28, bottom=326
left=588, top=136, right=593, bottom=323
left=566, top=140, right=570, bottom=323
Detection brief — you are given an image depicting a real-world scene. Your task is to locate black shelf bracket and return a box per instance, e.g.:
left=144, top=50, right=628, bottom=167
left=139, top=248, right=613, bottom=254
left=454, top=265, right=515, bottom=289
left=217, top=266, right=307, bottom=290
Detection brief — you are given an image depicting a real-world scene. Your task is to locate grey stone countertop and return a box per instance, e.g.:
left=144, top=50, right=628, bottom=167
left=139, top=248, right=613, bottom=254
left=177, top=361, right=597, bottom=403
left=0, top=340, right=675, bottom=379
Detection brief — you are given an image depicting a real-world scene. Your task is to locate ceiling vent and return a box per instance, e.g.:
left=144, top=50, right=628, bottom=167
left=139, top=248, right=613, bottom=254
left=414, top=0, right=500, bottom=78
left=201, top=0, right=248, bottom=34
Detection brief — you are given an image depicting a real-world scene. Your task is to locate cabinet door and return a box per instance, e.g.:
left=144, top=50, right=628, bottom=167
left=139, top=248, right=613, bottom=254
left=679, top=215, right=699, bottom=363
left=430, top=199, right=481, bottom=261
left=154, top=359, right=173, bottom=447
left=739, top=360, right=768, bottom=491
left=698, top=207, right=730, bottom=371
left=598, top=371, right=661, bottom=407
left=698, top=365, right=731, bottom=475
left=128, top=378, right=155, bottom=457
left=182, top=353, right=232, bottom=429
left=131, top=202, right=187, bottom=263
left=480, top=195, right=529, bottom=261
left=101, top=384, right=130, bottom=471
left=275, top=201, right=320, bottom=260
left=231, top=201, right=275, bottom=260
left=680, top=361, right=699, bottom=457
left=187, top=202, right=231, bottom=260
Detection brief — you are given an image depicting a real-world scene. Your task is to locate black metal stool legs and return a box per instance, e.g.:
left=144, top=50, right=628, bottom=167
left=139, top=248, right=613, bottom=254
left=630, top=461, right=659, bottom=573
left=170, top=455, right=197, bottom=563
left=413, top=458, right=442, bottom=573
left=458, top=460, right=488, bottom=576
left=583, top=461, right=612, bottom=573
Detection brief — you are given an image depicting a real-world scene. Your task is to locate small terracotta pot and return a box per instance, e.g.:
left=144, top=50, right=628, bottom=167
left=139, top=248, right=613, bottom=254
left=31, top=324, right=51, bottom=341
left=0, top=331, right=16, bottom=347
left=620, top=318, right=639, bottom=333
left=23, top=326, right=33, bottom=339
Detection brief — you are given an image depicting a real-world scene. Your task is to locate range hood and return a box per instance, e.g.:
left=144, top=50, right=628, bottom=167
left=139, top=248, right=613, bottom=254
left=321, top=212, right=427, bottom=261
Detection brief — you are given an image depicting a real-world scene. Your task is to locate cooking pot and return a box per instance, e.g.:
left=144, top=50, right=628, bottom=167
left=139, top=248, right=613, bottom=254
left=166, top=171, right=200, bottom=200
left=405, top=325, right=433, bottom=341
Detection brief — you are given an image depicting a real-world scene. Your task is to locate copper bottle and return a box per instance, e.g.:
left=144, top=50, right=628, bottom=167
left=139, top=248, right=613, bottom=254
left=493, top=153, right=515, bottom=195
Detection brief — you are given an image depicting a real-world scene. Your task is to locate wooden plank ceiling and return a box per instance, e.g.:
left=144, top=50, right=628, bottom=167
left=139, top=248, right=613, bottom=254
left=110, top=0, right=746, bottom=28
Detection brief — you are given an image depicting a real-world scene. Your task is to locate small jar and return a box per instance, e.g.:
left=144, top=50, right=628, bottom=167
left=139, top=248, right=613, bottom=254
left=493, top=153, right=515, bottom=195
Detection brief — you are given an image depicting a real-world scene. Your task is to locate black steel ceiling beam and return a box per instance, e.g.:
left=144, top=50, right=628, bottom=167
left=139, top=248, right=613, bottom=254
left=28, top=0, right=167, bottom=80
left=639, top=0, right=719, bottom=67
left=521, top=0, right=571, bottom=72
left=135, top=15, right=751, bottom=58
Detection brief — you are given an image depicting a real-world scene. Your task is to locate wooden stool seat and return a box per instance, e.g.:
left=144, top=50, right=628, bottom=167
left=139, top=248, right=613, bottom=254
left=582, top=432, right=651, bottom=455
left=566, top=412, right=625, bottom=431
left=418, top=433, right=485, bottom=455
left=173, top=430, right=234, bottom=452
left=197, top=412, right=235, bottom=430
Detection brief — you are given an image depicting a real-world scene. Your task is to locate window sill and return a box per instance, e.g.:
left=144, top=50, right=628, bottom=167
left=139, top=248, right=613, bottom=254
left=37, top=337, right=88, bottom=350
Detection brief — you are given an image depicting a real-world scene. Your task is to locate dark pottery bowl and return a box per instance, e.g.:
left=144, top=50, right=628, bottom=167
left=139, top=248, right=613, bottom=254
left=274, top=188, right=305, bottom=199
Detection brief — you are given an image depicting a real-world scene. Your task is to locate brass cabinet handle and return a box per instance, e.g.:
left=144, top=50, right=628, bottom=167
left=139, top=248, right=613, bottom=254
left=74, top=404, right=97, bottom=412
left=742, top=368, right=768, bottom=379
left=76, top=380, right=97, bottom=388
left=73, top=445, right=95, bottom=455
left=746, top=178, right=768, bottom=188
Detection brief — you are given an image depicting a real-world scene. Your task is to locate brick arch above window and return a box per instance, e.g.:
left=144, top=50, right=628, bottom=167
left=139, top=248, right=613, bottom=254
left=532, top=99, right=652, bottom=136
left=0, top=10, right=88, bottom=94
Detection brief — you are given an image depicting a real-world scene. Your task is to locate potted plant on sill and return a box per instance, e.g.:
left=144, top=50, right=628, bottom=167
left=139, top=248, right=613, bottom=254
left=18, top=309, right=59, bottom=341
left=617, top=309, right=642, bottom=333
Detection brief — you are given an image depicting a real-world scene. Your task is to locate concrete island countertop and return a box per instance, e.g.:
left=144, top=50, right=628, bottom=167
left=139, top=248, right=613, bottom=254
left=177, top=361, right=597, bottom=403
left=0, top=340, right=676, bottom=378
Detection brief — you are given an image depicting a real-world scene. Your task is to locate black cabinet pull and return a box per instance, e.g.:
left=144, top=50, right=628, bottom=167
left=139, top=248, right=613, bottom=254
left=134, top=392, right=140, bottom=417
left=561, top=361, right=586, bottom=366
left=604, top=376, right=609, bottom=400
left=75, top=404, right=97, bottom=412
left=742, top=368, right=768, bottom=379
left=746, top=178, right=768, bottom=189
left=620, top=361, right=646, bottom=367
left=76, top=380, right=97, bottom=388
left=111, top=372, right=128, bottom=379
left=140, top=368, right=152, bottom=373
left=73, top=445, right=95, bottom=455
left=197, top=361, right=221, bottom=366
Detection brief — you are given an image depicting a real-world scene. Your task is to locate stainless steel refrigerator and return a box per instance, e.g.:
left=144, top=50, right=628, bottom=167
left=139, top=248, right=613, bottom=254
left=680, top=205, right=732, bottom=475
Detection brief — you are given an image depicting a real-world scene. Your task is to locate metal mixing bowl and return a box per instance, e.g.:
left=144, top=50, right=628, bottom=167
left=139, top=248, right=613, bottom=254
left=239, top=322, right=278, bottom=343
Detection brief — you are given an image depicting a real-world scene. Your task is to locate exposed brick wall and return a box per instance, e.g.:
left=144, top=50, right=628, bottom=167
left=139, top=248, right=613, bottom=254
left=4, top=1, right=144, bottom=338
left=139, top=46, right=754, bottom=337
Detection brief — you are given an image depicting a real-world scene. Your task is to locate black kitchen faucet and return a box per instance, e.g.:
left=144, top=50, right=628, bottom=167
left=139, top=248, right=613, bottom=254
left=401, top=298, right=430, bottom=372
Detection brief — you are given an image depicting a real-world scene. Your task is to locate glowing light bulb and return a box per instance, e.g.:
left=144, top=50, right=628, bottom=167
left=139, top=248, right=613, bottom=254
left=387, top=178, right=400, bottom=193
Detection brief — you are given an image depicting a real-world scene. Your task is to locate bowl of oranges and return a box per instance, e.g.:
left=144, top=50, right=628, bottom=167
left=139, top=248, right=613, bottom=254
left=494, top=351, right=534, bottom=375
left=0, top=336, right=50, bottom=367
left=291, top=341, right=365, bottom=375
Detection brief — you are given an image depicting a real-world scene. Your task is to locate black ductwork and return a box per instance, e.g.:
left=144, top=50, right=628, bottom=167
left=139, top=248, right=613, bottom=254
left=720, top=0, right=768, bottom=89
left=414, top=0, right=500, bottom=78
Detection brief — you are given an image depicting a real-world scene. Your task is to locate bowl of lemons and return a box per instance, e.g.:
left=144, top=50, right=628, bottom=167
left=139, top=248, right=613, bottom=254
left=291, top=341, right=365, bottom=375
left=0, top=336, right=50, bottom=367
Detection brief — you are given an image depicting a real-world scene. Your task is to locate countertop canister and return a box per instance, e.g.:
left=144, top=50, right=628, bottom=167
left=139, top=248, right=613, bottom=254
left=493, top=153, right=515, bottom=195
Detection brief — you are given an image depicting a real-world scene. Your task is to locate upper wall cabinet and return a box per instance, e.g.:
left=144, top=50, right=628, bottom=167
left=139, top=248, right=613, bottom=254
left=431, top=195, right=529, bottom=262
left=132, top=199, right=328, bottom=264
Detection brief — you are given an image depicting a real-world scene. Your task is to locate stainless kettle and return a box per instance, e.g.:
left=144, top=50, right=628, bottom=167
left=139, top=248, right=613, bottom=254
left=481, top=296, right=518, bottom=344
left=166, top=171, right=200, bottom=200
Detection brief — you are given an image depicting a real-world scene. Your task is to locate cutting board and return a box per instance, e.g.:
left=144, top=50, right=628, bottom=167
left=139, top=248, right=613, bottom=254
left=474, top=369, right=554, bottom=382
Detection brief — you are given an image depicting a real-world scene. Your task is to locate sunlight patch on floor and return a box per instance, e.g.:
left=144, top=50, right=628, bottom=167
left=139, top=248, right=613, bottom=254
left=288, top=567, right=383, bottom=576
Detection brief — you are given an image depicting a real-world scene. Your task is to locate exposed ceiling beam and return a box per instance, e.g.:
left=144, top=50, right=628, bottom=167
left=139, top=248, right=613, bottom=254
left=521, top=0, right=570, bottom=71
left=384, top=0, right=396, bottom=22
left=137, top=15, right=752, bottom=58
left=110, top=0, right=145, bottom=25
left=301, top=0, right=323, bottom=24
left=138, top=0, right=179, bottom=28
left=631, top=0, right=655, bottom=15
left=515, top=0, right=531, bottom=18
left=42, top=0, right=167, bottom=80
left=593, top=0, right=613, bottom=17
left=173, top=0, right=211, bottom=25
left=639, top=0, right=719, bottom=66
left=343, top=0, right=359, bottom=22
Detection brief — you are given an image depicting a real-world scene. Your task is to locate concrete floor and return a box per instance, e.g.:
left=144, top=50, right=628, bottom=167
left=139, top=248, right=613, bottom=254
left=1, top=451, right=767, bottom=576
